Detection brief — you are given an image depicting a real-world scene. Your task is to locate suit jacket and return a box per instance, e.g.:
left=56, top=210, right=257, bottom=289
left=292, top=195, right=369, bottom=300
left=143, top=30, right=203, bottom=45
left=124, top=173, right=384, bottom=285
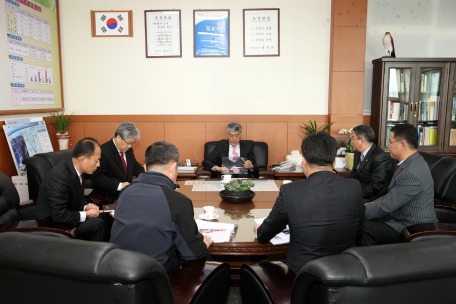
left=91, top=139, right=144, bottom=203
left=202, top=140, right=259, bottom=178
left=366, top=152, right=438, bottom=233
left=257, top=171, right=365, bottom=274
left=348, top=144, right=393, bottom=203
left=35, top=158, right=85, bottom=227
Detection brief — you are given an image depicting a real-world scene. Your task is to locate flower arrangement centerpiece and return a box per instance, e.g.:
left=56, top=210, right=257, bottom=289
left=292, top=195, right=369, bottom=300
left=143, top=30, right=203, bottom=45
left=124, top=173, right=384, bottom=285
left=338, top=128, right=355, bottom=170
left=220, top=180, right=256, bottom=204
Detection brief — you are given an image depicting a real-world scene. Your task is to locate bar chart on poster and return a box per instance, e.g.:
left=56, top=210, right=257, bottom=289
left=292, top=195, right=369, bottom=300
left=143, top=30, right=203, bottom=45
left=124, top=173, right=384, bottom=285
left=0, top=0, right=63, bottom=114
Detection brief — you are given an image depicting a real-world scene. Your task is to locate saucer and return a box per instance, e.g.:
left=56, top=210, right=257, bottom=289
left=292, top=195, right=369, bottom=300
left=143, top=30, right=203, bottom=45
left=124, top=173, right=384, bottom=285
left=199, top=214, right=219, bottom=220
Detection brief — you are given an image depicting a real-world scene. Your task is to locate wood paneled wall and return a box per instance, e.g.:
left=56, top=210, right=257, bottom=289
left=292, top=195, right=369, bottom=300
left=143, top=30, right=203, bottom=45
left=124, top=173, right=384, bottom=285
left=1, top=115, right=375, bottom=177
left=329, top=0, right=368, bottom=133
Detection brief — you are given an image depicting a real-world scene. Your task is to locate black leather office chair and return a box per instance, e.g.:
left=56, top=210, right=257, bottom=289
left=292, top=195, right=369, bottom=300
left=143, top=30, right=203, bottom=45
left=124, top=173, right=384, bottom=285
left=0, top=171, right=79, bottom=238
left=22, top=149, right=107, bottom=206
left=0, top=232, right=230, bottom=304
left=197, top=140, right=273, bottom=179
left=240, top=238, right=456, bottom=304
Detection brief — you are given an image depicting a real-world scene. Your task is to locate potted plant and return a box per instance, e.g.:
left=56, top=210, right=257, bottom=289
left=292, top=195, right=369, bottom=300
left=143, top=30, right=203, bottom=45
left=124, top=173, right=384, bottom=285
left=220, top=180, right=256, bottom=204
left=338, top=128, right=355, bottom=170
left=49, top=111, right=76, bottom=150
left=300, top=120, right=333, bottom=135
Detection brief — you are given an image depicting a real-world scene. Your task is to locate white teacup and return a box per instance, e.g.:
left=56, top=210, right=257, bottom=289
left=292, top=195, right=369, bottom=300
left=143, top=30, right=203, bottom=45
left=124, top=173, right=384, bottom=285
left=203, top=206, right=217, bottom=218
left=221, top=174, right=232, bottom=182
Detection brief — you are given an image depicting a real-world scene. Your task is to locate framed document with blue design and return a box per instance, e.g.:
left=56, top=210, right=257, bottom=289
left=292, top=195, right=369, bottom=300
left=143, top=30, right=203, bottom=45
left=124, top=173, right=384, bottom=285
left=91, top=10, right=133, bottom=37
left=193, top=10, right=229, bottom=57
left=145, top=10, right=182, bottom=58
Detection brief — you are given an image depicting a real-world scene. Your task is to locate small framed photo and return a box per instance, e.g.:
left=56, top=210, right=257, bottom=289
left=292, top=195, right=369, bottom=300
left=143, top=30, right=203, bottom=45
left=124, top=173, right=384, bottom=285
left=145, top=10, right=182, bottom=58
left=243, top=9, right=280, bottom=57
left=194, top=9, right=229, bottom=57
left=91, top=10, right=133, bottom=37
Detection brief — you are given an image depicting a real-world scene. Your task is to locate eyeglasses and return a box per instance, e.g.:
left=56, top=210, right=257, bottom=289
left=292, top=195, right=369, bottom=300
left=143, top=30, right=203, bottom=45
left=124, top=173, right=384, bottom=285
left=123, top=139, right=136, bottom=146
left=388, top=140, right=403, bottom=145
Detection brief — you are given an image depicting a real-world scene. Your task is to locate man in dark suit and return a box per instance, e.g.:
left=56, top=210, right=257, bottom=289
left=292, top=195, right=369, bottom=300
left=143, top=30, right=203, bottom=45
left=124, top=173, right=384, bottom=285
left=254, top=132, right=365, bottom=274
left=357, top=123, right=438, bottom=246
left=91, top=122, right=144, bottom=203
left=202, top=122, right=259, bottom=178
left=35, top=138, right=110, bottom=241
left=348, top=124, right=392, bottom=203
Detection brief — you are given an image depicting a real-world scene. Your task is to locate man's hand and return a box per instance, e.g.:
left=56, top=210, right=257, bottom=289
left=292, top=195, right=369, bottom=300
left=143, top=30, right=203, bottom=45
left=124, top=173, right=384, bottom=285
left=86, top=203, right=99, bottom=211
left=203, top=235, right=214, bottom=248
left=86, top=208, right=103, bottom=218
left=120, top=182, right=130, bottom=190
left=244, top=160, right=254, bottom=170
left=254, top=224, right=261, bottom=233
left=365, top=202, right=373, bottom=205
left=215, top=166, right=230, bottom=173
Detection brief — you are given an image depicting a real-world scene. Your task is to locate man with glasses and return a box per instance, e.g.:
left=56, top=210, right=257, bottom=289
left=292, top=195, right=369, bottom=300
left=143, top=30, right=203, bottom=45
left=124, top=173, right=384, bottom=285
left=91, top=121, right=144, bottom=203
left=356, top=123, right=438, bottom=246
left=348, top=124, right=392, bottom=203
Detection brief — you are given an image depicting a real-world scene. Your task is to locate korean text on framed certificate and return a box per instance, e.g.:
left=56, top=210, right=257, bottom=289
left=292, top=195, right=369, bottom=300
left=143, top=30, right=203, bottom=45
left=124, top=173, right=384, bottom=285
left=194, top=10, right=229, bottom=57
left=91, top=11, right=133, bottom=37
left=243, top=9, right=280, bottom=57
left=145, top=10, right=182, bottom=58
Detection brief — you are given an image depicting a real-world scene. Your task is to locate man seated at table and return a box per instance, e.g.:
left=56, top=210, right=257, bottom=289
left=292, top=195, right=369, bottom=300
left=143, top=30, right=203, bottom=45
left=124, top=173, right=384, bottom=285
left=202, top=122, right=259, bottom=178
left=91, top=121, right=144, bottom=203
left=110, top=141, right=213, bottom=273
left=254, top=132, right=365, bottom=274
left=348, top=124, right=392, bottom=203
left=357, top=123, right=438, bottom=246
left=35, top=137, right=110, bottom=241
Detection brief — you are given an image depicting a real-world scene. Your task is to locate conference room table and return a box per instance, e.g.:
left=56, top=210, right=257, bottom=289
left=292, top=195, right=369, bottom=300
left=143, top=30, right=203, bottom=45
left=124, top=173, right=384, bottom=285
left=176, top=179, right=288, bottom=268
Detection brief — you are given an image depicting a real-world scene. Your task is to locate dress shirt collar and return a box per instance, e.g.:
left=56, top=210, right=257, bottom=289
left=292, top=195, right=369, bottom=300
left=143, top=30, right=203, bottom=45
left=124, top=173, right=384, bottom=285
left=73, top=165, right=82, bottom=177
left=361, top=145, right=371, bottom=159
left=112, top=138, right=120, bottom=153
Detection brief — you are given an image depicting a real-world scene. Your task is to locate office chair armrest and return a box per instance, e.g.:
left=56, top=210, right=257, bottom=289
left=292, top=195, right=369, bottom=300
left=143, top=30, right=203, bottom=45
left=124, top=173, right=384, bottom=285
left=0, top=220, right=80, bottom=238
left=401, top=223, right=456, bottom=242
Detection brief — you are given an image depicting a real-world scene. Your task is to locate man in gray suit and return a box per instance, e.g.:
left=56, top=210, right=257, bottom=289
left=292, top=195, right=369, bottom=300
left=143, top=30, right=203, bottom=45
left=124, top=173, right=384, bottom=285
left=357, top=123, right=438, bottom=246
left=254, top=132, right=365, bottom=274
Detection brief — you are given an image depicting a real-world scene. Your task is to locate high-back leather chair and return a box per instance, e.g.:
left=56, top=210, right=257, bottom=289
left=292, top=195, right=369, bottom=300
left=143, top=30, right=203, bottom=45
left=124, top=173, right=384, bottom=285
left=240, top=238, right=456, bottom=304
left=197, top=140, right=273, bottom=179
left=0, top=171, right=79, bottom=238
left=22, top=149, right=106, bottom=206
left=0, top=232, right=230, bottom=304
left=22, top=149, right=73, bottom=202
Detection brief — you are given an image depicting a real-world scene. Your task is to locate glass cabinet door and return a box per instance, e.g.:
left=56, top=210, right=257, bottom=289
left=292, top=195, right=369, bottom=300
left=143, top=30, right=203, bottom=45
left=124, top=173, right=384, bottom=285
left=446, top=63, right=456, bottom=149
left=416, top=65, right=445, bottom=150
left=384, top=67, right=412, bottom=146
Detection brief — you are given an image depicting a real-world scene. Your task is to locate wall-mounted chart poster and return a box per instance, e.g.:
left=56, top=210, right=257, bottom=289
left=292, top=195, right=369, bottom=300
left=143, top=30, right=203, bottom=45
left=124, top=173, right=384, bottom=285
left=0, top=0, right=64, bottom=115
left=145, top=10, right=181, bottom=58
left=194, top=10, right=229, bottom=57
left=243, top=9, right=280, bottom=57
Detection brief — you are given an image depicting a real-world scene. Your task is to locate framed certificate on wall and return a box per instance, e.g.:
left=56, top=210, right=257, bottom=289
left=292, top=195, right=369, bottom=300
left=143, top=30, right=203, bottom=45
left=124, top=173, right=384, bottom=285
left=145, top=10, right=182, bottom=58
left=194, top=10, right=229, bottom=57
left=243, top=9, right=280, bottom=57
left=91, top=10, right=133, bottom=37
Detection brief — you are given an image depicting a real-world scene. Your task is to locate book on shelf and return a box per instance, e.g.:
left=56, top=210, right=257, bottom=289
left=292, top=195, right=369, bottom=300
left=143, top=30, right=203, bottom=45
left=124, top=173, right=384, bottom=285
left=388, top=101, right=393, bottom=120
left=393, top=103, right=400, bottom=120
left=429, top=126, right=437, bottom=146
left=453, top=97, right=456, bottom=121
left=451, top=129, right=454, bottom=146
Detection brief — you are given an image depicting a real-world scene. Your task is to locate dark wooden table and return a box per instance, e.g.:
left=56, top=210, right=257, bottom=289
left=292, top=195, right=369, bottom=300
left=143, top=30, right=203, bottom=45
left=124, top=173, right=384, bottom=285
left=177, top=179, right=286, bottom=284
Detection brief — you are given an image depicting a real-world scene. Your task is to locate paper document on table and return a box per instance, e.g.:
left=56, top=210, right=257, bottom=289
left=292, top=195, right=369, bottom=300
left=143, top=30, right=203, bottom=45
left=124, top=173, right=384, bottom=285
left=192, top=181, right=224, bottom=191
left=185, top=180, right=205, bottom=185
left=196, top=220, right=235, bottom=243
left=255, top=217, right=290, bottom=245
left=249, top=180, right=279, bottom=191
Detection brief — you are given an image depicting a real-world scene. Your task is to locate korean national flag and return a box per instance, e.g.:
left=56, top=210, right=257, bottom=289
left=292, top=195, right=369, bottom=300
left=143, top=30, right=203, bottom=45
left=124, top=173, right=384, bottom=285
left=95, top=12, right=129, bottom=36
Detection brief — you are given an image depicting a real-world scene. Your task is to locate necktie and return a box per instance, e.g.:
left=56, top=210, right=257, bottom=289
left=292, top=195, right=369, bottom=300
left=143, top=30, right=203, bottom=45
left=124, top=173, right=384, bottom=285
left=120, top=152, right=127, bottom=177
left=232, top=145, right=240, bottom=173
left=356, top=154, right=365, bottom=170
left=395, top=164, right=400, bottom=173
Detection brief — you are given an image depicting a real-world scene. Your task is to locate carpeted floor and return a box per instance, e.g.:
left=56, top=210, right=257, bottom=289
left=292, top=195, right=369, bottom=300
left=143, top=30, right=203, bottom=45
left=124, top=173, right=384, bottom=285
left=226, top=287, right=242, bottom=304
